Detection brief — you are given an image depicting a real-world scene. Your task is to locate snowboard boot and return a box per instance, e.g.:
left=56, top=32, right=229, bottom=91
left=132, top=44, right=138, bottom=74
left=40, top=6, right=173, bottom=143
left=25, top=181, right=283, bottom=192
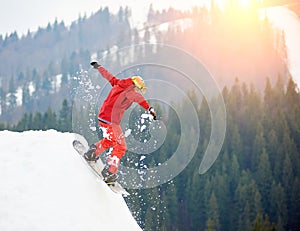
left=101, top=165, right=118, bottom=184
left=83, top=144, right=99, bottom=162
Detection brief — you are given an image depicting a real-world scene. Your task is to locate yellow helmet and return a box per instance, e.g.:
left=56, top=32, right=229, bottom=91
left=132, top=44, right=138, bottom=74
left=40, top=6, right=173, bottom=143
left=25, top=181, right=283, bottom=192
left=132, top=75, right=147, bottom=93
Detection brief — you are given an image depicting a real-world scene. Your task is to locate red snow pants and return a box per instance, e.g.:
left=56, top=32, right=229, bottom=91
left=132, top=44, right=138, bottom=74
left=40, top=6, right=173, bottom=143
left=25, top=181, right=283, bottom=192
left=94, top=121, right=127, bottom=174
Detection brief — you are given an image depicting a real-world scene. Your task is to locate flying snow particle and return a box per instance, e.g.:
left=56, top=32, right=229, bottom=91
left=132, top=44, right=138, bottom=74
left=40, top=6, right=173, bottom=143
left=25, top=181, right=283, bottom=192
left=140, top=125, right=147, bottom=132
left=90, top=126, right=96, bottom=132
left=140, top=155, right=146, bottom=161
left=124, top=129, right=132, bottom=137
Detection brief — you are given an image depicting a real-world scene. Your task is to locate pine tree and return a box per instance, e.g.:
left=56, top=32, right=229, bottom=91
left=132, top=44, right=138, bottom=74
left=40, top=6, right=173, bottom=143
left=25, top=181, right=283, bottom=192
left=265, top=129, right=279, bottom=179
left=0, top=87, right=6, bottom=117
left=242, top=83, right=262, bottom=153
left=234, top=171, right=262, bottom=231
left=270, top=181, right=287, bottom=230
left=163, top=182, right=178, bottom=230
left=143, top=187, right=162, bottom=231
left=250, top=214, right=276, bottom=231
left=206, top=191, right=221, bottom=231
left=230, top=124, right=243, bottom=167
left=14, top=113, right=29, bottom=131
left=187, top=170, right=206, bottom=230
left=212, top=171, right=230, bottom=230
left=289, top=177, right=300, bottom=230
left=252, top=122, right=265, bottom=171
left=32, top=112, right=43, bottom=130
left=22, top=83, right=32, bottom=111
left=281, top=135, right=294, bottom=198
left=7, top=76, right=17, bottom=115
left=229, top=153, right=240, bottom=193
left=58, top=99, right=72, bottom=132
left=43, top=107, right=57, bottom=130
left=206, top=219, right=215, bottom=231
left=144, top=206, right=155, bottom=231
left=274, top=74, right=285, bottom=109
left=256, top=148, right=272, bottom=215
left=284, top=78, right=300, bottom=165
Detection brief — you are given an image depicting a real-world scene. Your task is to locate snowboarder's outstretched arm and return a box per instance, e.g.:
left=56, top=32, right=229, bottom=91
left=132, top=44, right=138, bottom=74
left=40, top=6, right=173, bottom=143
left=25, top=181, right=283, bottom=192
left=135, top=99, right=157, bottom=120
left=90, top=60, right=157, bottom=120
left=125, top=88, right=157, bottom=120
left=90, top=61, right=119, bottom=86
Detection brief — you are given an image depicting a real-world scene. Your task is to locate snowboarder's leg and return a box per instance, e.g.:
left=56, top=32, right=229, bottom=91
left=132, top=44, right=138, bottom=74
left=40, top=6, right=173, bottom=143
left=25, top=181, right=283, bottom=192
left=83, top=122, right=113, bottom=161
left=101, top=162, right=119, bottom=183
left=102, top=124, right=127, bottom=182
left=94, top=138, right=112, bottom=155
left=101, top=145, right=126, bottom=183
left=83, top=139, right=112, bottom=161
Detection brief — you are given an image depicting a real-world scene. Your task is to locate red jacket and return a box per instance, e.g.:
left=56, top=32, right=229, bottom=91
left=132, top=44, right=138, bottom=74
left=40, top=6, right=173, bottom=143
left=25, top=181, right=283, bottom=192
left=97, top=67, right=150, bottom=124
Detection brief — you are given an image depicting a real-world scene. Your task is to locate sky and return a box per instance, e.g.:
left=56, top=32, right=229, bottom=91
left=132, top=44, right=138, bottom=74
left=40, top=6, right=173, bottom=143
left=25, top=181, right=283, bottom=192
left=0, top=0, right=207, bottom=36
left=0, top=130, right=141, bottom=230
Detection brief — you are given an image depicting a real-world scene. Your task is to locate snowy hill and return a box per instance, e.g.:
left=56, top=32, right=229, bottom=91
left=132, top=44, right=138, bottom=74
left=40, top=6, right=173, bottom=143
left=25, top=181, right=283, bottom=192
left=0, top=130, right=141, bottom=231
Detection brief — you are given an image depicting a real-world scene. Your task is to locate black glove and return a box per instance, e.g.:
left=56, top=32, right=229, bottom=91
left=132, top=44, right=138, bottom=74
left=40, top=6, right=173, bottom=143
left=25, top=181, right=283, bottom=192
left=149, top=107, right=157, bottom=120
left=90, top=60, right=101, bottom=69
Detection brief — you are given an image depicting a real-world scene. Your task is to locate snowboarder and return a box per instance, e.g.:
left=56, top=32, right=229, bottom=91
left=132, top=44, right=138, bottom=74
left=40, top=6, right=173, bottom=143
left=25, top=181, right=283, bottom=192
left=84, top=61, right=157, bottom=183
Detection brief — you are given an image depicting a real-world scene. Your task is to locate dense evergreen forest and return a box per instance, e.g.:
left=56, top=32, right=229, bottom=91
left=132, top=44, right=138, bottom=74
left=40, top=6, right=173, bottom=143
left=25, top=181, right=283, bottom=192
left=1, top=1, right=299, bottom=231
left=123, top=77, right=300, bottom=231
left=0, top=99, right=72, bottom=132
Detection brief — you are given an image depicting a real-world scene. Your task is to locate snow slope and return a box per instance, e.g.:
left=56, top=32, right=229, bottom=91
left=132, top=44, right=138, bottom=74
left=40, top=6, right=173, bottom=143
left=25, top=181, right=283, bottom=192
left=0, top=130, right=141, bottom=231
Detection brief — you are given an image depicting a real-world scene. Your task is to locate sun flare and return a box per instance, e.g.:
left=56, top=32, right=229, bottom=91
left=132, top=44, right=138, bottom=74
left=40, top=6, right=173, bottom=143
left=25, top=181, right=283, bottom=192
left=239, top=0, right=250, bottom=8
left=215, top=0, right=264, bottom=10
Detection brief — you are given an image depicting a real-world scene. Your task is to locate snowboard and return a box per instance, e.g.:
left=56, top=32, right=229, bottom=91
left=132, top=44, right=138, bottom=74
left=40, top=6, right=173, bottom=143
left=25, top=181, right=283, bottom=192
left=72, top=139, right=129, bottom=196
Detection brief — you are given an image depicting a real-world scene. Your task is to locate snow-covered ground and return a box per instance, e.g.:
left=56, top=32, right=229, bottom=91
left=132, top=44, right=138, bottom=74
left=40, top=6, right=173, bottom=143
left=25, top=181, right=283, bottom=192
left=266, top=6, right=300, bottom=86
left=0, top=130, right=141, bottom=231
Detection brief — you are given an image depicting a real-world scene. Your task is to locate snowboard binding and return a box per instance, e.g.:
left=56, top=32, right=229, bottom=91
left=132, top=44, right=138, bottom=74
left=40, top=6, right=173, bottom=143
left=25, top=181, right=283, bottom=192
left=83, top=144, right=99, bottom=162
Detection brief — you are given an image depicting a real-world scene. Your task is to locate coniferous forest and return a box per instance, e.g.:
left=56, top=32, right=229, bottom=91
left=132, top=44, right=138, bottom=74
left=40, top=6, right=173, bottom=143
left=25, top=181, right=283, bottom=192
left=1, top=2, right=300, bottom=231
left=124, top=76, right=300, bottom=231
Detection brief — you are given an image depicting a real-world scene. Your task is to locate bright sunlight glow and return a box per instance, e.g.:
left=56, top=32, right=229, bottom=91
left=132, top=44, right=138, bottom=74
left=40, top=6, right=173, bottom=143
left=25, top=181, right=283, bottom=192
left=215, top=0, right=264, bottom=10
left=239, top=0, right=250, bottom=8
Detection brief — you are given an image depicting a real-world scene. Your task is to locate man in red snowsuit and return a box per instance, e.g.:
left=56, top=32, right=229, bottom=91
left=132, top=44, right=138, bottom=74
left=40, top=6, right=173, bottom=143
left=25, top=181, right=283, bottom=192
left=84, top=61, right=157, bottom=182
